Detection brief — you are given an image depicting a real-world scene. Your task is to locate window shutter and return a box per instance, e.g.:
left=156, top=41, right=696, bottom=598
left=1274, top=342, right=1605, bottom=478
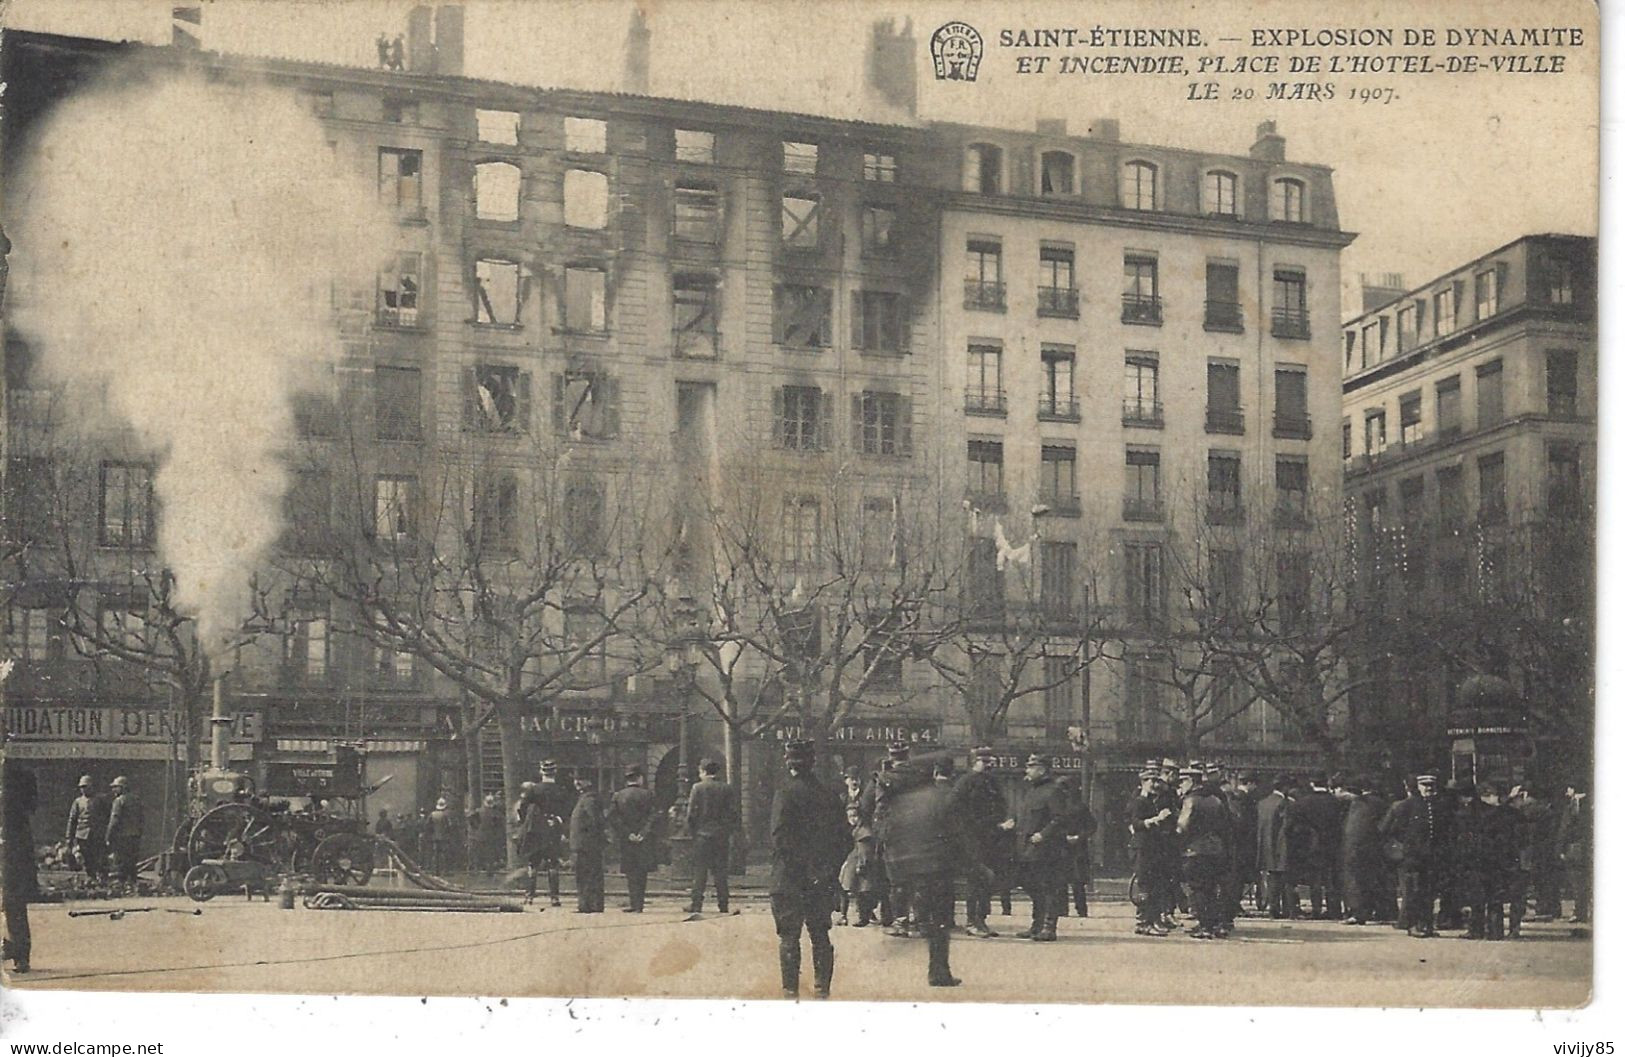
left=602, top=376, right=621, bottom=437
left=819, top=390, right=835, bottom=450
left=516, top=371, right=532, bottom=432
left=850, top=393, right=864, bottom=450
left=850, top=291, right=864, bottom=349
left=771, top=386, right=785, bottom=448
left=552, top=373, right=566, bottom=434
left=898, top=396, right=913, bottom=456
left=462, top=367, right=479, bottom=429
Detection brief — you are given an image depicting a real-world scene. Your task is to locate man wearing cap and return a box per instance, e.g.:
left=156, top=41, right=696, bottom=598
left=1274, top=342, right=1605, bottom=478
left=105, top=775, right=143, bottom=888
left=885, top=753, right=978, bottom=986
left=1012, top=753, right=1069, bottom=941
left=951, top=746, right=1013, bottom=938
left=607, top=765, right=658, bottom=912
left=568, top=777, right=607, bottom=913
left=1379, top=773, right=1452, bottom=937
left=1256, top=774, right=1295, bottom=918
left=1295, top=773, right=1344, bottom=920
left=1176, top=765, right=1231, bottom=938
left=514, top=782, right=548, bottom=903
left=684, top=758, right=739, bottom=916
left=860, top=741, right=916, bottom=933
left=769, top=740, right=848, bottom=998
left=65, top=775, right=110, bottom=885
left=1128, top=765, right=1175, bottom=935
left=534, top=760, right=573, bottom=907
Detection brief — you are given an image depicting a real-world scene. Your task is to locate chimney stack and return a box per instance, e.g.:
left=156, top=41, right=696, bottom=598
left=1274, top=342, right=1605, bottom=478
left=1088, top=118, right=1120, bottom=142
left=624, top=7, right=652, bottom=94
left=435, top=6, right=465, bottom=76
left=866, top=18, right=918, bottom=117
left=1250, top=120, right=1286, bottom=161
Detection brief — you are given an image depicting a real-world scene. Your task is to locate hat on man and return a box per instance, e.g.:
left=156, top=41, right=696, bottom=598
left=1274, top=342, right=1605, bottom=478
left=1138, top=765, right=1161, bottom=781
left=624, top=765, right=645, bottom=780
left=784, top=739, right=815, bottom=765
left=1160, top=758, right=1179, bottom=771
left=1415, top=773, right=1439, bottom=786
left=1204, top=762, right=1225, bottom=779
left=539, top=759, right=558, bottom=775
left=1179, top=765, right=1203, bottom=781
left=1143, top=757, right=1160, bottom=771
left=78, top=775, right=93, bottom=788
left=520, top=780, right=537, bottom=791
left=973, top=745, right=997, bottom=761
left=111, top=775, right=129, bottom=789
left=887, top=741, right=912, bottom=761
left=1025, top=753, right=1050, bottom=769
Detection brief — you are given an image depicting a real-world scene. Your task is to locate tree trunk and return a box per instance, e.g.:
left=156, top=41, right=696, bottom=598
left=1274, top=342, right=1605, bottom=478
left=722, top=716, right=747, bottom=872
left=461, top=699, right=483, bottom=812
left=496, top=702, right=527, bottom=869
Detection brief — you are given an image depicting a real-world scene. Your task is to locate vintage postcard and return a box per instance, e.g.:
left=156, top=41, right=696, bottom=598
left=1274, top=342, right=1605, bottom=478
left=0, top=0, right=1599, bottom=1030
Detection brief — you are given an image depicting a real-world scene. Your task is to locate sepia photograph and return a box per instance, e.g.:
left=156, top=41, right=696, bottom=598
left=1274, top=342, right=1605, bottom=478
left=0, top=0, right=1604, bottom=1034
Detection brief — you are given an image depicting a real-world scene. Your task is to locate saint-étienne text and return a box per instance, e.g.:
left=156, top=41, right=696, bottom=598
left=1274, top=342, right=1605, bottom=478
left=999, top=27, right=1203, bottom=49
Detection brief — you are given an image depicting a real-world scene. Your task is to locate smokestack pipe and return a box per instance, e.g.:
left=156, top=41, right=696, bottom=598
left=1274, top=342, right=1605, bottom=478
left=210, top=673, right=231, bottom=771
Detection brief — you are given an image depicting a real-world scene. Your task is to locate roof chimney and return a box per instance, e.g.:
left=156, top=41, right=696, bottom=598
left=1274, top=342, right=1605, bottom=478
left=624, top=7, right=652, bottom=94
left=1036, top=118, right=1067, bottom=137
left=406, top=6, right=435, bottom=71
left=434, top=6, right=464, bottom=76
left=1088, top=118, right=1120, bottom=142
left=866, top=18, right=918, bottom=117
left=1251, top=120, right=1286, bottom=161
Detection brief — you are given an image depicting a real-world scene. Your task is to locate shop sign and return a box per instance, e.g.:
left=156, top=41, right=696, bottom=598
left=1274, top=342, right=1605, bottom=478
left=517, top=710, right=679, bottom=742
left=3, top=742, right=253, bottom=762
left=3, top=704, right=264, bottom=743
left=764, top=720, right=941, bottom=745
left=979, top=749, right=1086, bottom=773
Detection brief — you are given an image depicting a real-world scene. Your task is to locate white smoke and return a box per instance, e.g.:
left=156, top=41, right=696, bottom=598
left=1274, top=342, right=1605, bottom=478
left=10, top=67, right=392, bottom=653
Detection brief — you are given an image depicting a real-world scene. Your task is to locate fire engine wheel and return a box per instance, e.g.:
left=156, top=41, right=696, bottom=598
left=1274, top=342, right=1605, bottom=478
left=188, top=803, right=279, bottom=866
left=311, top=833, right=376, bottom=887
left=183, top=863, right=227, bottom=902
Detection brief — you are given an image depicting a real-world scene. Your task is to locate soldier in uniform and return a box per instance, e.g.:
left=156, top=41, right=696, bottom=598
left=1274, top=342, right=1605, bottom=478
left=65, top=775, right=110, bottom=885
left=105, top=775, right=143, bottom=888
left=533, top=760, right=573, bottom=906
left=684, top=758, right=739, bottom=915
left=1129, top=765, right=1174, bottom=935
left=1473, top=780, right=1520, bottom=940
left=769, top=740, right=847, bottom=999
left=951, top=746, right=1013, bottom=938
left=1176, top=764, right=1232, bottom=939
left=860, top=741, right=914, bottom=933
left=607, top=765, right=657, bottom=912
left=568, top=776, right=606, bottom=913
left=2, top=759, right=39, bottom=973
left=1379, top=772, right=1452, bottom=937
left=1012, top=753, right=1069, bottom=941
left=513, top=782, right=547, bottom=904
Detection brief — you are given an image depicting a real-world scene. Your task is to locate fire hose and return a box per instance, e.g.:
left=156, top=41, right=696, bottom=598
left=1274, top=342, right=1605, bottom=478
left=301, top=883, right=522, bottom=913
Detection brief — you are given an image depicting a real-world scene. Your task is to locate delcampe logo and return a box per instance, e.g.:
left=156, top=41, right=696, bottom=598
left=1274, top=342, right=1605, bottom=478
left=930, top=21, right=983, bottom=81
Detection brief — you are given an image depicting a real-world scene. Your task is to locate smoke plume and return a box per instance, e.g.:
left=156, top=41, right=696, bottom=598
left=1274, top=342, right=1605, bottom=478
left=10, top=67, right=392, bottom=653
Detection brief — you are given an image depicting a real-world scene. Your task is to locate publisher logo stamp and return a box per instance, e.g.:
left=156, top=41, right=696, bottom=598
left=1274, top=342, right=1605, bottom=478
left=930, top=21, right=984, bottom=81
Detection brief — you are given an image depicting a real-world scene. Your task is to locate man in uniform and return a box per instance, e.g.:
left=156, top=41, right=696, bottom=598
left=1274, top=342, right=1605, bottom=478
left=513, top=781, right=546, bottom=902
left=861, top=741, right=914, bottom=933
left=65, top=775, right=110, bottom=885
left=1129, top=764, right=1175, bottom=935
left=684, top=758, right=739, bottom=916
left=1514, top=782, right=1562, bottom=921
left=105, top=775, right=143, bottom=889
left=607, top=765, right=657, bottom=912
left=1380, top=772, right=1452, bottom=937
left=1012, top=753, right=1069, bottom=942
left=1176, top=764, right=1231, bottom=939
left=568, top=776, right=606, bottom=913
left=952, top=746, right=1013, bottom=938
left=1558, top=780, right=1591, bottom=923
left=533, top=760, right=573, bottom=906
left=769, top=740, right=847, bottom=999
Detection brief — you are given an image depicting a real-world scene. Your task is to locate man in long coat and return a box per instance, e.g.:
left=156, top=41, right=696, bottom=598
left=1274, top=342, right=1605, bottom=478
left=1339, top=777, right=1387, bottom=925
left=1255, top=775, right=1293, bottom=918
left=607, top=765, right=658, bottom=912
left=568, top=777, right=606, bottom=913
left=769, top=740, right=848, bottom=998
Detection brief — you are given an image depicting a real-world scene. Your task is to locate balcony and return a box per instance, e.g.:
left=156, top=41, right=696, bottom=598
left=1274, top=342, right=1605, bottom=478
left=1037, top=286, right=1080, bottom=319
left=1122, top=293, right=1163, bottom=325
left=1205, top=406, right=1245, bottom=435
left=1122, top=399, right=1163, bottom=428
left=1204, top=300, right=1244, bottom=332
left=1123, top=496, right=1165, bottom=523
left=1273, top=504, right=1312, bottom=529
left=1040, top=493, right=1082, bottom=517
left=1205, top=502, right=1244, bottom=527
left=1273, top=412, right=1313, bottom=440
left=673, top=327, right=720, bottom=360
left=964, top=387, right=1008, bottom=416
left=1038, top=395, right=1081, bottom=422
left=1271, top=307, right=1311, bottom=339
left=964, top=280, right=1007, bottom=312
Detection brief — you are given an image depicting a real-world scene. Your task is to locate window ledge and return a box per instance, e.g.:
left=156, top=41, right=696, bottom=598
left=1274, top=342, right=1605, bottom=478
left=469, top=322, right=524, bottom=332
left=775, top=342, right=830, bottom=353
left=554, top=327, right=612, bottom=339
left=373, top=321, right=430, bottom=333
left=856, top=347, right=909, bottom=359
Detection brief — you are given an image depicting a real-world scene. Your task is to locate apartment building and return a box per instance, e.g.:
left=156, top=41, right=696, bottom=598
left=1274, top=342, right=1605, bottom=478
left=1341, top=234, right=1596, bottom=783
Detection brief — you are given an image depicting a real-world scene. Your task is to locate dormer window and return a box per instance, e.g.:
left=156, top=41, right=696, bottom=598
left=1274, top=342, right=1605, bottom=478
left=1122, top=161, right=1158, bottom=210
left=964, top=144, right=1002, bottom=194
left=1272, top=177, right=1307, bottom=223
left=1039, top=151, right=1074, bottom=196
left=1204, top=170, right=1238, bottom=217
